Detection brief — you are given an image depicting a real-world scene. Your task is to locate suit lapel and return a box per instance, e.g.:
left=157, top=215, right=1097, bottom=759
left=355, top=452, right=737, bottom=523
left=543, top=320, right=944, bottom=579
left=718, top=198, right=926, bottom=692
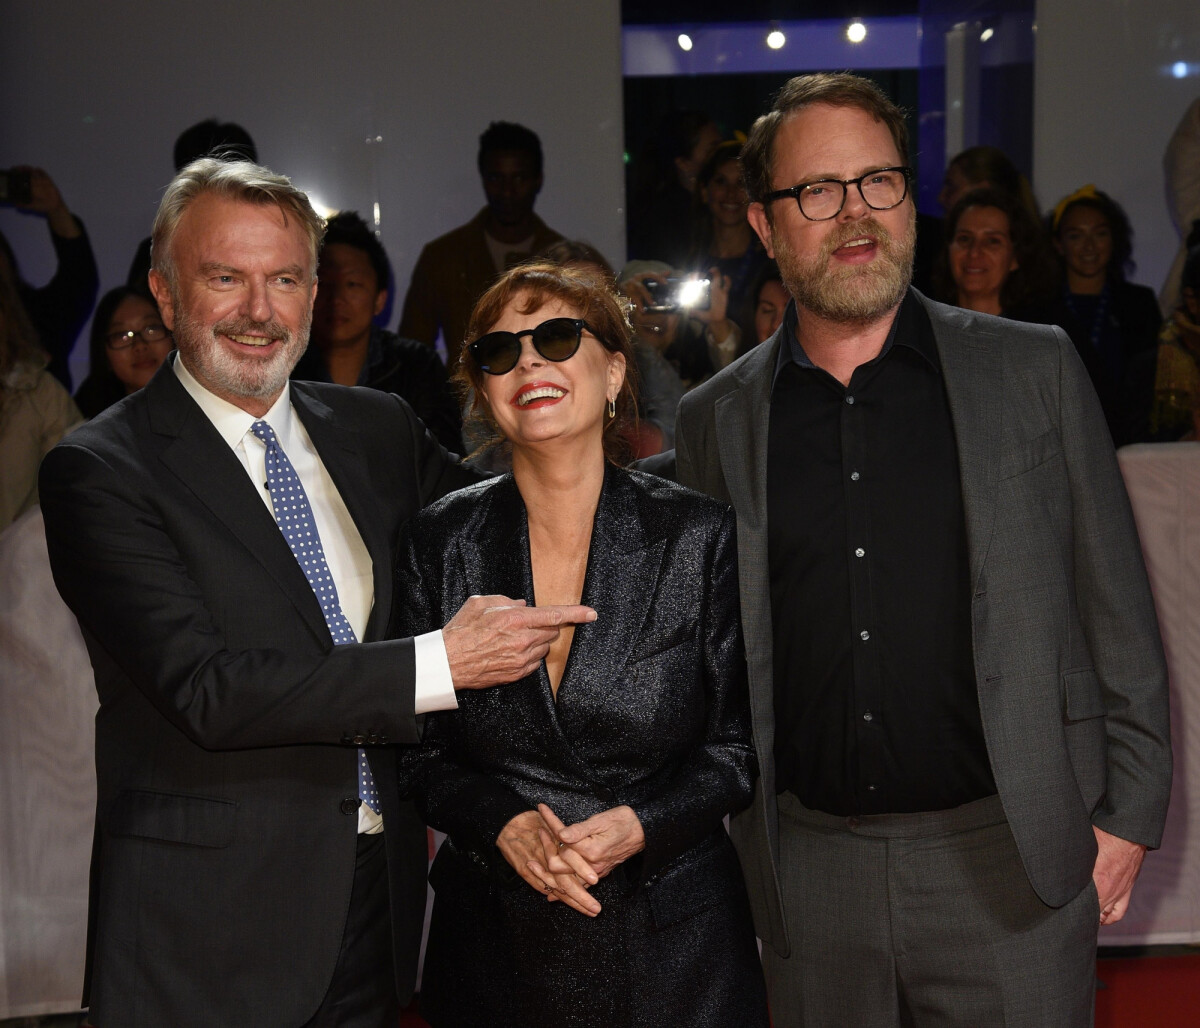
left=147, top=367, right=332, bottom=644
left=922, top=295, right=1003, bottom=588
left=291, top=386, right=394, bottom=642
left=455, top=478, right=585, bottom=767
left=715, top=339, right=779, bottom=762
left=556, top=468, right=666, bottom=742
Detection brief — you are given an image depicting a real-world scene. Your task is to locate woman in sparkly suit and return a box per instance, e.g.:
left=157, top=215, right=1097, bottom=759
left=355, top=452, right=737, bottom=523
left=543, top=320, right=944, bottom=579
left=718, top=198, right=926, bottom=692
left=396, top=262, right=767, bottom=1027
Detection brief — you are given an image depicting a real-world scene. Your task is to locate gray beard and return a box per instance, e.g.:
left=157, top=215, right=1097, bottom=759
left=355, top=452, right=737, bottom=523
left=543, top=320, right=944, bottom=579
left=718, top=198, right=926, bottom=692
left=172, top=296, right=310, bottom=403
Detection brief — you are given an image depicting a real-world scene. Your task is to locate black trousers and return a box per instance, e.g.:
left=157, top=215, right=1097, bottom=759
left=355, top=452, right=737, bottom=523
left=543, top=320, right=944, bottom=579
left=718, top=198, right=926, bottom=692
left=304, top=832, right=399, bottom=1028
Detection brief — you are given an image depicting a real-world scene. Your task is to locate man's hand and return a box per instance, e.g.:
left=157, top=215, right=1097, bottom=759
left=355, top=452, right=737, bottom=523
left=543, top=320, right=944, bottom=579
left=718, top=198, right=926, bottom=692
left=442, top=595, right=596, bottom=691
left=1094, top=825, right=1148, bottom=925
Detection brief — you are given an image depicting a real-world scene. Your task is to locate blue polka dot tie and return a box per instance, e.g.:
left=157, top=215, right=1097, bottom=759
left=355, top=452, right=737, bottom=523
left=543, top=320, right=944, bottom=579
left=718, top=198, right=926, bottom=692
left=251, top=420, right=380, bottom=814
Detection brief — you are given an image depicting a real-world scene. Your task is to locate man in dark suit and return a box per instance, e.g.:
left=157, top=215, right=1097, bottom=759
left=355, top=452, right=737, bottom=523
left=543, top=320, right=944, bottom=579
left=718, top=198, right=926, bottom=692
left=674, top=74, right=1171, bottom=1026
left=398, top=121, right=563, bottom=366
left=39, top=158, right=594, bottom=1028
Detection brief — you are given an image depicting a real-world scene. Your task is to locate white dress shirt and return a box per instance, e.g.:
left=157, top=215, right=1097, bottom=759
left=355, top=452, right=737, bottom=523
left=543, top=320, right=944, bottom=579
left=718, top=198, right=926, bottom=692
left=174, top=356, right=457, bottom=831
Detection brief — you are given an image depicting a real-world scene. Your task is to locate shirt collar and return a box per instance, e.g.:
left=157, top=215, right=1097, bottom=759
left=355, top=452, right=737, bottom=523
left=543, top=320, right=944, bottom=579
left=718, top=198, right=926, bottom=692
left=173, top=353, right=297, bottom=450
left=772, top=288, right=939, bottom=385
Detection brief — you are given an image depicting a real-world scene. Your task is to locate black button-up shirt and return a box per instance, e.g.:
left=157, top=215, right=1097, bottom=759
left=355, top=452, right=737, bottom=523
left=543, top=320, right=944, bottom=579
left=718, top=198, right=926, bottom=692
left=767, top=292, right=997, bottom=815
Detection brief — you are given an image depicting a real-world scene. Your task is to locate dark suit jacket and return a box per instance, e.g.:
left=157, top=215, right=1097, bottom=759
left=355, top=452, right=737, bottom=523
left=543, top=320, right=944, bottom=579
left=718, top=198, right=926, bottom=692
left=397, top=207, right=563, bottom=366
left=39, top=361, right=475, bottom=1027
left=394, top=467, right=766, bottom=1024
left=674, top=289, right=1172, bottom=957
left=291, top=326, right=465, bottom=455
left=1026, top=280, right=1163, bottom=445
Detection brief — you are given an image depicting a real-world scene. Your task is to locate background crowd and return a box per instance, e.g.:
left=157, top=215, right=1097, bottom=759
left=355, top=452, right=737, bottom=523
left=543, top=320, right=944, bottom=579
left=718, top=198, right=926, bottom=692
left=4, top=99, right=1200, bottom=527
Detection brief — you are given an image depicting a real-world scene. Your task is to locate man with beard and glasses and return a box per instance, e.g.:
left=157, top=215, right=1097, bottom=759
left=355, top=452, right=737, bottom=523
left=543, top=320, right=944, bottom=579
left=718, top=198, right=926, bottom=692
left=672, top=74, right=1171, bottom=1027
left=38, top=159, right=596, bottom=1028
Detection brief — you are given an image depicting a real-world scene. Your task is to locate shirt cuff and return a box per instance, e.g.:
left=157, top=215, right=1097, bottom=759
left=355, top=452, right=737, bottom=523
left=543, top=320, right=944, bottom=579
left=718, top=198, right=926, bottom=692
left=413, top=630, right=459, bottom=714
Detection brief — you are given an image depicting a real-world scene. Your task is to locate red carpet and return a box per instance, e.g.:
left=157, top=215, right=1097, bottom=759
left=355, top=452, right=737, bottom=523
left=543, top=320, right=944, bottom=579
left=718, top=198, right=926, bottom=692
left=1095, top=952, right=1200, bottom=1027
left=400, top=1003, right=429, bottom=1027
left=398, top=953, right=1200, bottom=1027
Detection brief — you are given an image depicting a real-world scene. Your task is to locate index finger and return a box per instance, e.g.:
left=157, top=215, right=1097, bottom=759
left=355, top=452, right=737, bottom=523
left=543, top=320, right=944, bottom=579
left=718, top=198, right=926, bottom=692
left=537, top=802, right=568, bottom=836
left=515, top=604, right=597, bottom=627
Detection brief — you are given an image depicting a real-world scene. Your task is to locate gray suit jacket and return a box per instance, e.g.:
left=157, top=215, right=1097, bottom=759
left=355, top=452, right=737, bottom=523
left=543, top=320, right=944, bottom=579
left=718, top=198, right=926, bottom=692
left=674, top=289, right=1172, bottom=957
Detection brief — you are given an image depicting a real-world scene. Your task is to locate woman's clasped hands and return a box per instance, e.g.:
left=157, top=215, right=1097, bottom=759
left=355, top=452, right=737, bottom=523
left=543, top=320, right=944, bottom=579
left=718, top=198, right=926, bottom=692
left=496, top=802, right=646, bottom=918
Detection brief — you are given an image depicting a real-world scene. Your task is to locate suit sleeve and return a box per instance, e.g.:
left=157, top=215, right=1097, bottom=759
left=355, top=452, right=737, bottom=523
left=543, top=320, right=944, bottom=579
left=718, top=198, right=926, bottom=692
left=1056, top=329, right=1172, bottom=847
left=631, top=507, right=759, bottom=879
left=397, top=245, right=441, bottom=349
left=39, top=439, right=423, bottom=751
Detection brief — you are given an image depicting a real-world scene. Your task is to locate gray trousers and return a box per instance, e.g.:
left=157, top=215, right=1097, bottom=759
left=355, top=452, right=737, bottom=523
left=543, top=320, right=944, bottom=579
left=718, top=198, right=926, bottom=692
left=762, top=793, right=1099, bottom=1027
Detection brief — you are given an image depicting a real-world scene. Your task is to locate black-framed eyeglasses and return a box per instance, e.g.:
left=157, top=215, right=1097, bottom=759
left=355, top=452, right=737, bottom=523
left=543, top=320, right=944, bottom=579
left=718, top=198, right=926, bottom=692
left=106, top=324, right=171, bottom=350
left=466, top=317, right=594, bottom=375
left=762, top=167, right=912, bottom=222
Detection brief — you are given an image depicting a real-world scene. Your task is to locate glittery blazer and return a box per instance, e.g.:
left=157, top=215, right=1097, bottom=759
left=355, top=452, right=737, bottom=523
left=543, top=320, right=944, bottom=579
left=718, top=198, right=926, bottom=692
left=395, top=466, right=766, bottom=1023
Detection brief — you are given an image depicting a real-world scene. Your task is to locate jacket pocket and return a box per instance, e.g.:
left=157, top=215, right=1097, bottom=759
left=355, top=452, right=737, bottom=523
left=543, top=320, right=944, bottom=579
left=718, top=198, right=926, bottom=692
left=107, top=789, right=236, bottom=848
left=645, top=832, right=732, bottom=930
left=998, top=428, right=1060, bottom=480
left=1062, top=667, right=1105, bottom=721
left=628, top=626, right=695, bottom=665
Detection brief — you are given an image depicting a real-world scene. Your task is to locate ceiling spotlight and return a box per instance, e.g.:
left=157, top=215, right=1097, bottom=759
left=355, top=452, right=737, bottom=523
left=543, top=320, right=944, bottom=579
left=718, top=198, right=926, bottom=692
left=980, top=27, right=995, bottom=42
left=678, top=33, right=693, bottom=52
left=767, top=23, right=786, bottom=50
left=1172, top=61, right=1189, bottom=79
left=847, top=21, right=867, bottom=44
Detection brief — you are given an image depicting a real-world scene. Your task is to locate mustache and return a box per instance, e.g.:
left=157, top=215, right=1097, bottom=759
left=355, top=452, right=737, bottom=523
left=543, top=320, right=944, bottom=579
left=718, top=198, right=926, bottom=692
left=211, top=316, right=293, bottom=342
left=819, top=216, right=896, bottom=259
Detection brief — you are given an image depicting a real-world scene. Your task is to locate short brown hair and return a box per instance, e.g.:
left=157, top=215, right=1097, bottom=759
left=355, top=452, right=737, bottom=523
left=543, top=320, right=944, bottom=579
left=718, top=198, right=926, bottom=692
left=151, top=158, right=326, bottom=287
left=742, top=73, right=909, bottom=211
left=455, top=261, right=638, bottom=465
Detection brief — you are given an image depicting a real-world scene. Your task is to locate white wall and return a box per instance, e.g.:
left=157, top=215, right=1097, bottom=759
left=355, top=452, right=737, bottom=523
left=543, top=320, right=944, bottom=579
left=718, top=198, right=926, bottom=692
left=1034, top=0, right=1200, bottom=296
left=0, top=0, right=625, bottom=382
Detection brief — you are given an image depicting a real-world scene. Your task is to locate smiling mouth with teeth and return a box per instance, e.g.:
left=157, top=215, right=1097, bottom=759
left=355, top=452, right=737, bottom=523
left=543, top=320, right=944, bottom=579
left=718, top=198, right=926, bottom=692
left=517, top=386, right=565, bottom=406
left=228, top=334, right=276, bottom=347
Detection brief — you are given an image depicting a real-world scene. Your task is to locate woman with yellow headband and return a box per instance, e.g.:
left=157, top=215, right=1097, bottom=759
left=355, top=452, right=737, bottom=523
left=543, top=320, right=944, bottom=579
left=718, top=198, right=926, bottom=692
left=1036, top=186, right=1161, bottom=444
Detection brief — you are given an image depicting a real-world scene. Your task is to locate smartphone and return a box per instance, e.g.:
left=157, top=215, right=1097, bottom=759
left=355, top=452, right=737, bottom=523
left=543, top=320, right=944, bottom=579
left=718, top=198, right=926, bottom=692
left=0, top=169, right=33, bottom=206
left=643, top=277, right=712, bottom=314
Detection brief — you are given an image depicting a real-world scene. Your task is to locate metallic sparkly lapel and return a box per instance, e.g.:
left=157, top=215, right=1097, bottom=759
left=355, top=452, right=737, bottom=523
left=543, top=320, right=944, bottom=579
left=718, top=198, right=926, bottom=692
left=554, top=467, right=667, bottom=743
left=456, top=469, right=667, bottom=771
left=454, top=476, right=589, bottom=774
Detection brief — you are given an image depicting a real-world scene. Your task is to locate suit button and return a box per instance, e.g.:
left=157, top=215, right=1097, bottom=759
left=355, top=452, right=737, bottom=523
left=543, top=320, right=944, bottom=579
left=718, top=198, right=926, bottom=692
left=378, top=735, right=388, bottom=745
left=341, top=733, right=354, bottom=744
left=594, top=786, right=616, bottom=803
left=340, top=797, right=361, bottom=815
left=351, top=734, right=367, bottom=746
left=367, top=734, right=381, bottom=746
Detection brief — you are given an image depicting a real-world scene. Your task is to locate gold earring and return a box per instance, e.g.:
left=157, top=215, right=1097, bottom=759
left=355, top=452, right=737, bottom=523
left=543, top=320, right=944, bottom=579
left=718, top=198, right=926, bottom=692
left=607, top=396, right=616, bottom=419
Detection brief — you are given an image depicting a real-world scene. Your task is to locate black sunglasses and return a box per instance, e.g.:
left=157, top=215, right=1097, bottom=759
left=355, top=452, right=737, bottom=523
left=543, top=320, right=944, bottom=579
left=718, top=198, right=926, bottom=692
left=466, top=317, right=594, bottom=375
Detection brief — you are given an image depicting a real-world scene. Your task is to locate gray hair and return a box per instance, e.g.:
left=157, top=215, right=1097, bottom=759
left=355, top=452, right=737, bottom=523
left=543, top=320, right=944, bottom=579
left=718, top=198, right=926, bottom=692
left=150, top=158, right=326, bottom=285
